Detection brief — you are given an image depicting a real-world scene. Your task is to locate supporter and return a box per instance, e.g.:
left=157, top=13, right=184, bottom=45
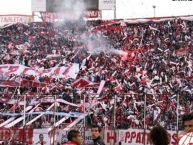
left=150, top=125, right=170, bottom=145
left=35, top=134, right=47, bottom=145
left=62, top=130, right=82, bottom=145
left=182, top=112, right=193, bottom=133
left=0, top=18, right=192, bottom=131
left=91, top=124, right=105, bottom=145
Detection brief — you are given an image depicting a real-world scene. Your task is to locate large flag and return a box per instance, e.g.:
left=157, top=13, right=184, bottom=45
left=0, top=63, right=80, bottom=79
left=0, top=64, right=80, bottom=87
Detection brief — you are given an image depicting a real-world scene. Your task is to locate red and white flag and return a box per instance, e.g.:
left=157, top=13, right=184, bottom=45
left=71, top=78, right=99, bottom=88
left=114, top=80, right=123, bottom=92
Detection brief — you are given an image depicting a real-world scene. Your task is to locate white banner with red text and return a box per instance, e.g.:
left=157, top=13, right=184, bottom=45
left=106, top=129, right=180, bottom=145
left=0, top=63, right=79, bottom=79
left=33, top=11, right=101, bottom=22
left=0, top=128, right=182, bottom=145
left=56, top=129, right=182, bottom=145
left=0, top=15, right=33, bottom=27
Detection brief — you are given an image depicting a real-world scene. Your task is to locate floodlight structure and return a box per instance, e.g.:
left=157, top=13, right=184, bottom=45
left=153, top=5, right=156, bottom=17
left=114, top=0, right=116, bottom=19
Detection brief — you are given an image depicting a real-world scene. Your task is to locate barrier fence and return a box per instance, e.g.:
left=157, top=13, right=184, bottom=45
left=0, top=127, right=180, bottom=145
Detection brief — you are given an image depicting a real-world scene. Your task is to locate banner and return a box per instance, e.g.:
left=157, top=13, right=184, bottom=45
left=105, top=129, right=179, bottom=145
left=0, top=64, right=79, bottom=87
left=39, top=12, right=55, bottom=22
left=56, top=129, right=180, bottom=145
left=99, top=0, right=114, bottom=10
left=0, top=128, right=33, bottom=144
left=33, top=12, right=72, bottom=22
left=0, top=63, right=79, bottom=79
left=85, top=10, right=101, bottom=19
left=0, top=128, right=178, bottom=145
left=34, top=11, right=101, bottom=22
left=0, top=15, right=32, bottom=27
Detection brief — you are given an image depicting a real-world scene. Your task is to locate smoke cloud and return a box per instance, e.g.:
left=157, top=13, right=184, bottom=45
left=80, top=31, right=128, bottom=56
left=52, top=0, right=127, bottom=57
left=55, top=0, right=86, bottom=22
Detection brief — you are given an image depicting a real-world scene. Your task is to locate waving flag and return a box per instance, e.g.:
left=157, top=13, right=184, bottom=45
left=71, top=78, right=99, bottom=88
left=0, top=63, right=80, bottom=79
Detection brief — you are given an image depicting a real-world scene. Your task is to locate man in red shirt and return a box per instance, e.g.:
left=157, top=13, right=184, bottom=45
left=62, top=130, right=83, bottom=145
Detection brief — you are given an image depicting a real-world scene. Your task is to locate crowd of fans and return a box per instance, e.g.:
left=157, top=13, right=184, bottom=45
left=0, top=17, right=193, bottom=132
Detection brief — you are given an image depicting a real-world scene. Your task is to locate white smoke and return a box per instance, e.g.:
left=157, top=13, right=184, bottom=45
left=55, top=0, right=85, bottom=22
left=52, top=0, right=127, bottom=57
left=111, top=49, right=128, bottom=56
left=80, top=32, right=128, bottom=57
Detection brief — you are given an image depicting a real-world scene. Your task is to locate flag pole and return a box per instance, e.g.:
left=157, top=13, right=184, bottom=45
left=53, top=94, right=57, bottom=145
left=113, top=95, right=116, bottom=129
left=114, top=0, right=116, bottom=19
left=23, top=94, right=27, bottom=144
left=176, top=93, right=179, bottom=139
left=23, top=94, right=26, bottom=126
left=22, top=73, right=26, bottom=127
left=83, top=93, right=86, bottom=126
left=144, top=94, right=147, bottom=145
left=83, top=93, right=86, bottom=145
left=113, top=95, right=117, bottom=145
